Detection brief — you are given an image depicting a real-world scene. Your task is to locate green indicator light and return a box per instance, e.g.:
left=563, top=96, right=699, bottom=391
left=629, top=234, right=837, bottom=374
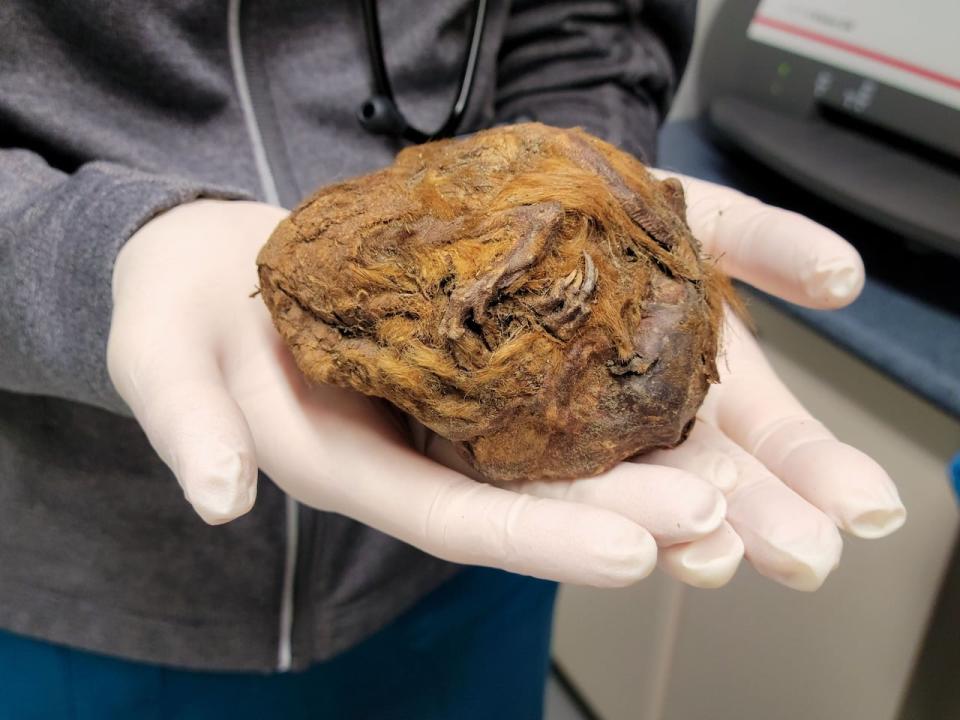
left=777, top=61, right=792, bottom=77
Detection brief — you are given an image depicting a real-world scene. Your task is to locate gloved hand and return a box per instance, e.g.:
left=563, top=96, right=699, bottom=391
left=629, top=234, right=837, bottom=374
left=641, top=172, right=906, bottom=590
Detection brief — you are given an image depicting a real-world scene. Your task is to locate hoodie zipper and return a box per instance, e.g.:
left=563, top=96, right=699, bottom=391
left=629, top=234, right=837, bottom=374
left=227, top=0, right=299, bottom=673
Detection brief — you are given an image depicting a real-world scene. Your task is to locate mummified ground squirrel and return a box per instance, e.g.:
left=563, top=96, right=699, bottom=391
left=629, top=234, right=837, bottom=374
left=257, top=123, right=733, bottom=482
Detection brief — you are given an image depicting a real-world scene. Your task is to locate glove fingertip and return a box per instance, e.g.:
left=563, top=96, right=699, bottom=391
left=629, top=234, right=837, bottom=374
left=748, top=525, right=843, bottom=592
left=802, top=258, right=865, bottom=309
left=588, top=524, right=659, bottom=588
left=844, top=505, right=907, bottom=539
left=179, top=447, right=259, bottom=525
left=659, top=524, right=744, bottom=589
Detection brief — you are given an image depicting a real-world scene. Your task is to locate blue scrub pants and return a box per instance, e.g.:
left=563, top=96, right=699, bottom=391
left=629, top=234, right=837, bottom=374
left=0, top=567, right=558, bottom=719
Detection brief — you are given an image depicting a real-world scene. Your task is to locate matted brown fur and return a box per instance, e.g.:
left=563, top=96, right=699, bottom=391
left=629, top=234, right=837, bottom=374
left=257, top=123, right=732, bottom=482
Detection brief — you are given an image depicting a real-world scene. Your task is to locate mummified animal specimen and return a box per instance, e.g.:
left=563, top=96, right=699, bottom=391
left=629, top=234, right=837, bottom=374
left=257, top=123, right=732, bottom=482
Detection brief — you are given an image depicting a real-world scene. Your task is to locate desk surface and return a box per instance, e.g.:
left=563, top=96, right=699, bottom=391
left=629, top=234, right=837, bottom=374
left=659, top=120, right=960, bottom=420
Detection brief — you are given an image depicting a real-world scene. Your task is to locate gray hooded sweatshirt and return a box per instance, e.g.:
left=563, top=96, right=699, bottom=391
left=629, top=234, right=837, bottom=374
left=0, top=0, right=694, bottom=672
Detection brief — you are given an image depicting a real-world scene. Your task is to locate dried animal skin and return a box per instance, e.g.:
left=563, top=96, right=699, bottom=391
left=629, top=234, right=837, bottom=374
left=257, top=123, right=731, bottom=483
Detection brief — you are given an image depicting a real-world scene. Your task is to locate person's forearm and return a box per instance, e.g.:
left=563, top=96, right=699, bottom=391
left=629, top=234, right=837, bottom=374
left=0, top=149, right=249, bottom=413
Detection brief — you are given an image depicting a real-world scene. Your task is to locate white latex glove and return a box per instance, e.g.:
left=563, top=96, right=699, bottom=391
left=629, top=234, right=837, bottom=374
left=641, top=171, right=906, bottom=590
left=108, top=199, right=727, bottom=587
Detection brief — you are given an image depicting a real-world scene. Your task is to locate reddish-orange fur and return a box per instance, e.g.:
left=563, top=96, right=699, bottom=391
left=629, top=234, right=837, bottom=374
left=257, top=123, right=734, bottom=482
